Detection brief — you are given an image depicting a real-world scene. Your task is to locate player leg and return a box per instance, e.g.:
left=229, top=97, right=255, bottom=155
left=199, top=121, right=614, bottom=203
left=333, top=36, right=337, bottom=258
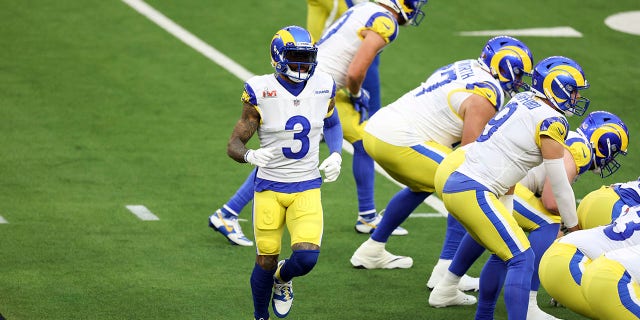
left=351, top=138, right=449, bottom=269
left=442, top=173, right=533, bottom=320
left=272, top=188, right=324, bottom=318
left=538, top=242, right=598, bottom=319
left=251, top=190, right=286, bottom=320
left=582, top=255, right=640, bottom=320
left=209, top=168, right=256, bottom=246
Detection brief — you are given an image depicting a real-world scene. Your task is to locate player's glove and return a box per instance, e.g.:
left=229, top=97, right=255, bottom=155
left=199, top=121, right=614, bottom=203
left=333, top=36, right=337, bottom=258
left=319, top=152, right=342, bottom=182
left=244, top=147, right=277, bottom=167
left=349, top=88, right=370, bottom=124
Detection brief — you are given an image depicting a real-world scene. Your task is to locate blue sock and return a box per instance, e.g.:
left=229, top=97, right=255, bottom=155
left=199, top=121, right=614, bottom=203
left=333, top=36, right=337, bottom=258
left=528, top=223, right=560, bottom=291
left=362, top=55, right=381, bottom=115
left=221, top=168, right=256, bottom=218
left=279, top=250, right=320, bottom=282
left=449, top=233, right=486, bottom=277
left=440, top=215, right=467, bottom=260
left=250, top=262, right=275, bottom=320
left=504, top=249, right=535, bottom=320
left=371, top=188, right=429, bottom=243
left=475, top=254, right=507, bottom=320
left=352, top=140, right=376, bottom=214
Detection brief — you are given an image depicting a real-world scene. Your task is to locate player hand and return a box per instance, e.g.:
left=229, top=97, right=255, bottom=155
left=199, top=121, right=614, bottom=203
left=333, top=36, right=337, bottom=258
left=319, top=152, right=342, bottom=182
left=350, top=88, right=370, bottom=124
left=244, top=147, right=277, bottom=167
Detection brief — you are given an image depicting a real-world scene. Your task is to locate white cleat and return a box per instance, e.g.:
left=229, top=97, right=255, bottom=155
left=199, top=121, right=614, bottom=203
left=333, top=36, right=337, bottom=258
left=272, top=260, right=294, bottom=318
left=426, top=260, right=479, bottom=292
left=350, top=239, right=413, bottom=269
left=428, top=284, right=477, bottom=308
left=208, top=209, right=254, bottom=246
left=527, top=304, right=563, bottom=320
left=355, top=211, right=408, bottom=236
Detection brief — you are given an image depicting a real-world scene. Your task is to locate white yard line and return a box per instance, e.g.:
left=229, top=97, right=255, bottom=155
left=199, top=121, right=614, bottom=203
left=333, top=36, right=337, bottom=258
left=459, top=26, right=582, bottom=37
left=0, top=215, right=8, bottom=224
left=122, top=0, right=448, bottom=217
left=126, top=205, right=160, bottom=221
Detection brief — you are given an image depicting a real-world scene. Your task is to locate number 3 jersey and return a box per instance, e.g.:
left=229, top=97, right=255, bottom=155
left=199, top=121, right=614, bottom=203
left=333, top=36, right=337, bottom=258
left=365, top=59, right=504, bottom=148
left=458, top=91, right=569, bottom=196
left=242, top=72, right=336, bottom=184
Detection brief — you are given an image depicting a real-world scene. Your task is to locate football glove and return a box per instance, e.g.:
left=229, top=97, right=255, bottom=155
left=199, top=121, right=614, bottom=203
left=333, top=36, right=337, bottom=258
left=244, top=147, right=277, bottom=167
left=349, top=88, right=370, bottom=124
left=319, top=152, right=342, bottom=182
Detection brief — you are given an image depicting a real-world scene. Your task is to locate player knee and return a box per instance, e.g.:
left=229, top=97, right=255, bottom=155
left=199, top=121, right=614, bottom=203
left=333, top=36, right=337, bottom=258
left=257, top=239, right=280, bottom=255
left=288, top=249, right=320, bottom=277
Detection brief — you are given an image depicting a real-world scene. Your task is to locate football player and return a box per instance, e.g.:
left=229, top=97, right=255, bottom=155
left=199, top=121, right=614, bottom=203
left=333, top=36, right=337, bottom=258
left=350, top=36, right=533, bottom=283
left=438, top=56, right=590, bottom=320
left=578, top=176, right=639, bottom=229
left=207, top=0, right=426, bottom=246
left=429, top=111, right=629, bottom=320
left=315, top=0, right=428, bottom=233
left=226, top=26, right=343, bottom=320
left=581, top=241, right=640, bottom=319
left=540, top=205, right=640, bottom=319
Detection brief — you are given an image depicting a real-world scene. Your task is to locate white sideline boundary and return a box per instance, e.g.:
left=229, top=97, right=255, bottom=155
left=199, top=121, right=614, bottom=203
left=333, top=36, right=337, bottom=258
left=121, top=0, right=448, bottom=217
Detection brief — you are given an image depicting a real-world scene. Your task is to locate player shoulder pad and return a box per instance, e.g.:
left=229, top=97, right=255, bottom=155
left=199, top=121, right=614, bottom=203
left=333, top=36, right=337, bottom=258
left=364, top=12, right=398, bottom=43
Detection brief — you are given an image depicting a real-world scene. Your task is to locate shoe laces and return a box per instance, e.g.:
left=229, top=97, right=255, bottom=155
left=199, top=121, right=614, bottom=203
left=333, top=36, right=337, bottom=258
left=274, top=280, right=292, bottom=300
left=229, top=218, right=246, bottom=237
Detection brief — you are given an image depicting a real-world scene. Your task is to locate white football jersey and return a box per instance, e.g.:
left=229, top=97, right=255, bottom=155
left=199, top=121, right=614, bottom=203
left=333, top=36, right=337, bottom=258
left=603, top=244, right=640, bottom=281
left=560, top=205, right=640, bottom=259
left=316, top=2, right=398, bottom=88
left=243, top=71, right=335, bottom=183
left=614, top=179, right=640, bottom=206
left=365, top=59, right=504, bottom=147
left=519, top=130, right=592, bottom=194
left=458, top=91, right=569, bottom=196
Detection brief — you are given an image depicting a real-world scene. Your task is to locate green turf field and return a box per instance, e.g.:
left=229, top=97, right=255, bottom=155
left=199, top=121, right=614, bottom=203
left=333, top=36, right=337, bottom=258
left=1, top=1, right=638, bottom=319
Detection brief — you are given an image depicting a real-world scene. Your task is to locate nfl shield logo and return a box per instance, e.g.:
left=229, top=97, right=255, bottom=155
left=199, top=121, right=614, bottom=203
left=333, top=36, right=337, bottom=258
left=293, top=99, right=300, bottom=106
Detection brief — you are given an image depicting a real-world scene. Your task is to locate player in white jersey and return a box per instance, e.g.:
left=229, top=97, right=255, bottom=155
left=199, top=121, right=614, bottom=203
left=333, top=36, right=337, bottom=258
left=439, top=56, right=590, bottom=320
left=581, top=241, right=640, bottom=319
left=315, top=0, right=428, bottom=233
left=226, top=26, right=343, bottom=320
left=540, top=205, right=640, bottom=319
left=579, top=177, right=640, bottom=229
left=350, top=36, right=534, bottom=275
left=429, top=111, right=629, bottom=320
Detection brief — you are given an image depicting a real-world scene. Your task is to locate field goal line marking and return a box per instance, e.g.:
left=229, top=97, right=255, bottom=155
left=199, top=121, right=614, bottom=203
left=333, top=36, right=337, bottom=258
left=121, top=0, right=447, bottom=217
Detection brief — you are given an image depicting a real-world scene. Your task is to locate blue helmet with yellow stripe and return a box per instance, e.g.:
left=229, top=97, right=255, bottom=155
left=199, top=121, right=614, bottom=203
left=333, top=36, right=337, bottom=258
left=270, top=26, right=317, bottom=83
left=531, top=56, right=590, bottom=116
left=578, top=111, right=629, bottom=178
left=479, top=36, right=534, bottom=96
left=375, top=0, right=428, bottom=26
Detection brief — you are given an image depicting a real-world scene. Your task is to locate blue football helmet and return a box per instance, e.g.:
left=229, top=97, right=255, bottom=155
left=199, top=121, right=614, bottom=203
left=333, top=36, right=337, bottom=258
left=531, top=56, right=590, bottom=116
left=578, top=111, right=629, bottom=178
left=375, top=0, right=428, bottom=26
left=270, top=26, right=317, bottom=82
left=479, top=36, right=534, bottom=96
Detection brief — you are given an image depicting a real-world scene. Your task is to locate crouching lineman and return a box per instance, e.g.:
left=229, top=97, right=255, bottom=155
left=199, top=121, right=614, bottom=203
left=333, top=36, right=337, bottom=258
left=438, top=56, right=591, bottom=319
left=540, top=205, right=640, bottom=319
left=429, top=110, right=629, bottom=320
left=226, top=26, right=343, bottom=320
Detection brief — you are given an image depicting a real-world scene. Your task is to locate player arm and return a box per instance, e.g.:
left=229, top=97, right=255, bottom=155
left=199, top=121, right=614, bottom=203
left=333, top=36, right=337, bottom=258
left=459, top=94, right=497, bottom=145
left=540, top=149, right=578, bottom=214
left=345, top=29, right=385, bottom=96
left=323, top=97, right=343, bottom=154
left=541, top=136, right=579, bottom=231
left=227, top=100, right=261, bottom=163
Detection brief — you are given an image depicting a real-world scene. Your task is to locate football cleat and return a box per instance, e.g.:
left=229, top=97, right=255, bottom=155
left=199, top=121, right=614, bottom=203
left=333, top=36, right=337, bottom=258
left=272, top=260, right=294, bottom=318
left=208, top=209, right=254, bottom=247
left=428, top=283, right=477, bottom=308
left=527, top=303, right=563, bottom=320
left=426, top=259, right=479, bottom=292
left=350, top=239, right=413, bottom=269
left=355, top=210, right=409, bottom=236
